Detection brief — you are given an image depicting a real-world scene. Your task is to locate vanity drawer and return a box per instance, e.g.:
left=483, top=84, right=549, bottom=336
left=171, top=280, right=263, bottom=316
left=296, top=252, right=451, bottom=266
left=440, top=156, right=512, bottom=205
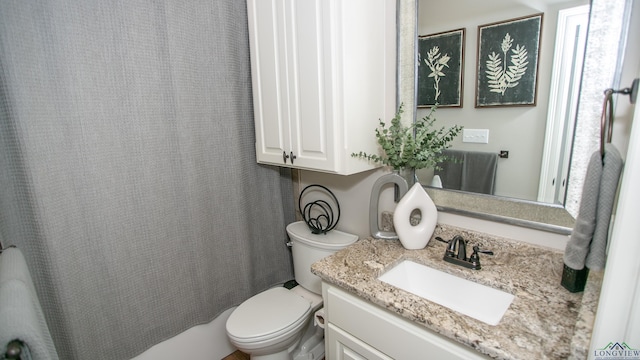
left=327, top=324, right=393, bottom=360
left=324, top=284, right=490, bottom=360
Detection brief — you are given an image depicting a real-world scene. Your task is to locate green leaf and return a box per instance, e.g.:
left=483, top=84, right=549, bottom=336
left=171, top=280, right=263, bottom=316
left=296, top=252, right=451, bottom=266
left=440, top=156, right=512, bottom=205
left=351, top=103, right=462, bottom=171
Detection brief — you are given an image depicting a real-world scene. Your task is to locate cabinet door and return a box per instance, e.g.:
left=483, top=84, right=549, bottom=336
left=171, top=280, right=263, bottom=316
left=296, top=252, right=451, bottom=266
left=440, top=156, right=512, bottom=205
left=248, top=0, right=393, bottom=173
left=248, top=0, right=334, bottom=170
left=327, top=323, right=393, bottom=360
left=247, top=0, right=292, bottom=166
left=285, top=0, right=335, bottom=171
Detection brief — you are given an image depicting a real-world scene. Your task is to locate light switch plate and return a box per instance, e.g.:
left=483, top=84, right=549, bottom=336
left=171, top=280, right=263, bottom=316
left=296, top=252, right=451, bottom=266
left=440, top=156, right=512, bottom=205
left=462, top=129, right=489, bottom=144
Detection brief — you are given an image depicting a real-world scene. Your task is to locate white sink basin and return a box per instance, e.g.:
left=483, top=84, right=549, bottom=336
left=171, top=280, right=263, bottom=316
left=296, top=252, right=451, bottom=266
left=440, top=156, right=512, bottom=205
left=378, top=260, right=514, bottom=325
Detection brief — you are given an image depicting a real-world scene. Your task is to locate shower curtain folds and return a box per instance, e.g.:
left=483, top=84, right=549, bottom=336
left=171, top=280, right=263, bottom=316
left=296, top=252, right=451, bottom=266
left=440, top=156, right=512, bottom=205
left=0, top=1, right=294, bottom=359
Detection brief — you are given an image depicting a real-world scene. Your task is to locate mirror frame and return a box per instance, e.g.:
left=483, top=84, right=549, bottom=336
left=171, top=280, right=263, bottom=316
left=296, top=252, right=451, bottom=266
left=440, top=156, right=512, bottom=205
left=398, top=0, right=576, bottom=235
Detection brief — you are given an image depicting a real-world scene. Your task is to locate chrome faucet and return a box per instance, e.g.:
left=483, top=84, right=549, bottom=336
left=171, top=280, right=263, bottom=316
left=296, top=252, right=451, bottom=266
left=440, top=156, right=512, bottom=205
left=437, top=236, right=493, bottom=270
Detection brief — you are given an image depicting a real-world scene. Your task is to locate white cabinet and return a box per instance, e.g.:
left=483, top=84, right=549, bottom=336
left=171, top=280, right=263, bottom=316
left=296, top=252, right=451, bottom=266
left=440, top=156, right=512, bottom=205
left=246, top=0, right=396, bottom=174
left=323, top=283, right=491, bottom=360
left=327, top=324, right=392, bottom=360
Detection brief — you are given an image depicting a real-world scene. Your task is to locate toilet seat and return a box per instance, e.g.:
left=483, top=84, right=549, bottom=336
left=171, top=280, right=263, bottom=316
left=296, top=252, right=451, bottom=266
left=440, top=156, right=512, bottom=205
left=226, top=287, right=311, bottom=344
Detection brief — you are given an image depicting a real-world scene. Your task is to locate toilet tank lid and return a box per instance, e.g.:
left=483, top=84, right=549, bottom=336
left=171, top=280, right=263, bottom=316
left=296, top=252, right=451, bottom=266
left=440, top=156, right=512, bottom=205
left=286, top=221, right=358, bottom=250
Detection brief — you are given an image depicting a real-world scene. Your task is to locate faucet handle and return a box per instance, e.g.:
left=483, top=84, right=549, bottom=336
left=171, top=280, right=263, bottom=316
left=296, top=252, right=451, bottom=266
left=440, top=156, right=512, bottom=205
left=469, top=245, right=493, bottom=269
left=435, top=236, right=448, bottom=244
left=469, top=245, right=493, bottom=260
left=471, top=245, right=493, bottom=256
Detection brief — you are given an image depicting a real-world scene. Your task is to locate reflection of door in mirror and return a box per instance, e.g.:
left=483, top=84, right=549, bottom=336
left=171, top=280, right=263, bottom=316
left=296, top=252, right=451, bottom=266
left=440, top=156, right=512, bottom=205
left=416, top=0, right=589, bottom=203
left=538, top=5, right=589, bottom=205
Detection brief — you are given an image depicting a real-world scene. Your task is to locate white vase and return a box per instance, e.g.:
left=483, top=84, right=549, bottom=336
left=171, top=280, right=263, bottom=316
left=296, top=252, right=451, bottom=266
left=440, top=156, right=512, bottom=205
left=393, top=183, right=438, bottom=249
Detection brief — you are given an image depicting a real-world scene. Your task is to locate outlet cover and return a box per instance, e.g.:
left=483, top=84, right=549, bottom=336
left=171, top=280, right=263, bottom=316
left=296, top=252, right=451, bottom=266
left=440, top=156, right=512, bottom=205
left=462, top=129, right=489, bottom=144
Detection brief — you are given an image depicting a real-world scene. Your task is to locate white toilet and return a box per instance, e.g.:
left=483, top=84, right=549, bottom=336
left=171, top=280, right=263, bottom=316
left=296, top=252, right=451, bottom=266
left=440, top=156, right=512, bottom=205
left=226, top=221, right=357, bottom=360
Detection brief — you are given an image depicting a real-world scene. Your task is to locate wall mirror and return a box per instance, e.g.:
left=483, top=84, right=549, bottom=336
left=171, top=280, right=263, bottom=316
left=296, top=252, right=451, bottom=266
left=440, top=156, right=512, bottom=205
left=400, top=0, right=633, bottom=233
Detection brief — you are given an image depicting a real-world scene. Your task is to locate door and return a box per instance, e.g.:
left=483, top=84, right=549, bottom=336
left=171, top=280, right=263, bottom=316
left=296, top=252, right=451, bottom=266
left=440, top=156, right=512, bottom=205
left=286, top=0, right=335, bottom=171
left=248, top=0, right=335, bottom=170
left=248, top=0, right=293, bottom=165
left=538, top=5, right=588, bottom=204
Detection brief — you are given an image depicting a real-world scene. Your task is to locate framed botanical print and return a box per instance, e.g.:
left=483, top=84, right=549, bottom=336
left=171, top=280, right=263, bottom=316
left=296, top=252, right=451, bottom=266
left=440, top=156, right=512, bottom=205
left=417, top=28, right=465, bottom=108
left=475, top=13, right=543, bottom=107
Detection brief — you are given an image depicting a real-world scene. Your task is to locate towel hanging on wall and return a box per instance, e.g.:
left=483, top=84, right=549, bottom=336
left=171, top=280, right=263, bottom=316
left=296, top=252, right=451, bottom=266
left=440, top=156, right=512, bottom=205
left=0, top=247, right=59, bottom=360
left=561, top=83, right=630, bottom=292
left=435, top=150, right=498, bottom=195
left=585, top=144, right=623, bottom=269
left=563, top=144, right=622, bottom=271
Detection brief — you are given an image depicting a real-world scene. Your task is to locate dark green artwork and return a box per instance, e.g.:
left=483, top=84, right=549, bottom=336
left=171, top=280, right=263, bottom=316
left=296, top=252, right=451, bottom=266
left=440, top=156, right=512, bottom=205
left=417, top=28, right=464, bottom=108
left=476, top=14, right=543, bottom=107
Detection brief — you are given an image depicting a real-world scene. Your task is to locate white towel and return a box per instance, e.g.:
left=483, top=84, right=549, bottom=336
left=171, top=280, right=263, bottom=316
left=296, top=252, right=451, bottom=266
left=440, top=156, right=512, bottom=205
left=0, top=248, right=58, bottom=360
left=564, top=144, right=623, bottom=271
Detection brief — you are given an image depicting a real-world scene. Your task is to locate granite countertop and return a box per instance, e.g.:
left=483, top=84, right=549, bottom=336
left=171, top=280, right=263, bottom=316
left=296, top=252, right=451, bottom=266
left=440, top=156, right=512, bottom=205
left=311, top=223, right=602, bottom=360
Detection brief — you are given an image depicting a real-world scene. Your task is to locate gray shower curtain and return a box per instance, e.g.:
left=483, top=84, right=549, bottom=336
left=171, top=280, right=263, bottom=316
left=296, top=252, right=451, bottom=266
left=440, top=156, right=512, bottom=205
left=0, top=1, right=295, bottom=359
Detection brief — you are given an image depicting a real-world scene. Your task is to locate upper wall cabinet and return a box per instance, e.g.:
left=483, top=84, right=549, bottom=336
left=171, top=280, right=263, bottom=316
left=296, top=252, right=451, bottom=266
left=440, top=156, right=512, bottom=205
left=247, top=0, right=397, bottom=175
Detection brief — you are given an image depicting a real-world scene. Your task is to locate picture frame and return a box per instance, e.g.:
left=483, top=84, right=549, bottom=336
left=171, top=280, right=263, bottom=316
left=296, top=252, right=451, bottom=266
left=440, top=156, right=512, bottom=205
left=475, top=13, right=543, bottom=107
left=417, top=28, right=465, bottom=108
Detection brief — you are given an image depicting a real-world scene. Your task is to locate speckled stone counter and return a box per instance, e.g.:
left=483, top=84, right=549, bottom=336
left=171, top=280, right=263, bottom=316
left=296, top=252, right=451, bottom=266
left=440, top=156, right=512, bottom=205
left=311, top=224, right=602, bottom=360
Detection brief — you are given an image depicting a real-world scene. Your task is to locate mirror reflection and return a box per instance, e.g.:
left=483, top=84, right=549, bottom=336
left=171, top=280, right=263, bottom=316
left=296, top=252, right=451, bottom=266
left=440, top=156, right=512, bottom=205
left=415, top=0, right=589, bottom=210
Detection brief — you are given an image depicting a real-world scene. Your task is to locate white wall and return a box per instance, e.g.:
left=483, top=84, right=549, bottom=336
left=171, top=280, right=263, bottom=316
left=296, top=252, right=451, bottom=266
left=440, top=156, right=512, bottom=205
left=588, top=67, right=640, bottom=355
left=416, top=0, right=589, bottom=201
left=298, top=168, right=393, bottom=239
left=299, top=168, right=568, bottom=250
left=587, top=0, right=640, bottom=353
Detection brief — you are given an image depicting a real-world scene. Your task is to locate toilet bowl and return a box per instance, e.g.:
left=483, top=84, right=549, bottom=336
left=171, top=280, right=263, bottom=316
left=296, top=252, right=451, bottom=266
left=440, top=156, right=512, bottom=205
left=225, top=221, right=357, bottom=360
left=226, top=287, right=317, bottom=358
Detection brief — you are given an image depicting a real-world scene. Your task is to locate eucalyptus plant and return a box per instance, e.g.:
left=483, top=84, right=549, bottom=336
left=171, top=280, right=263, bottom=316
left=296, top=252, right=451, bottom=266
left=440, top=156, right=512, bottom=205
left=351, top=104, right=462, bottom=171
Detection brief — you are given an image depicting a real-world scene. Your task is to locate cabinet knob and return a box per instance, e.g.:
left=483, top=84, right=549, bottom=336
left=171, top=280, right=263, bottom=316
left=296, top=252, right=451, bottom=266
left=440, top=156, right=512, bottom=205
left=290, top=152, right=297, bottom=164
left=283, top=151, right=289, bottom=163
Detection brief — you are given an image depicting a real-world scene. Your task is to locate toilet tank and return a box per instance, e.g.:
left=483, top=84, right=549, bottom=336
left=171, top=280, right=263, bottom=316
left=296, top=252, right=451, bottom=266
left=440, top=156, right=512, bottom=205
left=286, top=221, right=358, bottom=294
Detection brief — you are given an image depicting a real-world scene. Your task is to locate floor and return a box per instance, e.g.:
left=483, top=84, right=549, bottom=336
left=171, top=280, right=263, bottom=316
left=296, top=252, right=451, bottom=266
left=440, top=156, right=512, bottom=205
left=222, top=350, right=249, bottom=360
left=222, top=350, right=325, bottom=360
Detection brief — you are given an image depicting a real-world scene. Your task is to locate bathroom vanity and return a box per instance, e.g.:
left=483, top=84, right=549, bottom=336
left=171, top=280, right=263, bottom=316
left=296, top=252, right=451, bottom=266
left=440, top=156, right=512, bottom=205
left=312, top=224, right=602, bottom=359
